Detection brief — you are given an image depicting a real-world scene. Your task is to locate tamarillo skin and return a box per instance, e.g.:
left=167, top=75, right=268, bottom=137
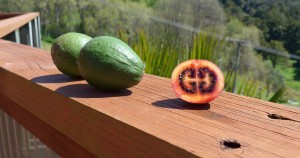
left=171, top=59, right=224, bottom=104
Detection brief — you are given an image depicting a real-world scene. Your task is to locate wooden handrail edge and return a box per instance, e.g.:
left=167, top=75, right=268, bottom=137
left=0, top=12, right=39, bottom=38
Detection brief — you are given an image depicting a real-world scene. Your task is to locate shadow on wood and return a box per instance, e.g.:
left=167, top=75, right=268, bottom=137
left=31, top=74, right=83, bottom=83
left=55, top=84, right=132, bottom=98
left=152, top=98, right=210, bottom=110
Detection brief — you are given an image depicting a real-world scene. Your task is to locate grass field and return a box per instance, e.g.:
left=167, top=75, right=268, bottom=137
left=41, top=35, right=55, bottom=51
left=42, top=40, right=52, bottom=51
left=277, top=62, right=300, bottom=106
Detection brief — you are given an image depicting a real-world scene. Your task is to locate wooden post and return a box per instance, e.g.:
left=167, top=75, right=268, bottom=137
left=32, top=18, right=40, bottom=48
left=15, top=29, right=20, bottom=44
left=37, top=16, right=42, bottom=48
left=232, top=42, right=241, bottom=93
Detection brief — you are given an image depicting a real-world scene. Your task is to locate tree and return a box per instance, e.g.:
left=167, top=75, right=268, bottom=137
left=294, top=50, right=300, bottom=81
left=0, top=0, right=34, bottom=12
left=285, top=22, right=300, bottom=54
left=151, top=0, right=226, bottom=48
left=264, top=7, right=287, bottom=41
left=34, top=0, right=80, bottom=37
left=219, top=0, right=300, bottom=59
left=268, top=40, right=290, bottom=68
left=264, top=60, right=285, bottom=98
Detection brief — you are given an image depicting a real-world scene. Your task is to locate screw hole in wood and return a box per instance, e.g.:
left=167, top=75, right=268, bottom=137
left=220, top=139, right=241, bottom=150
left=268, top=113, right=291, bottom=120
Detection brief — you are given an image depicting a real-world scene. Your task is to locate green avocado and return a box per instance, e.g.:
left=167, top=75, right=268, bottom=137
left=51, top=32, right=92, bottom=78
left=78, top=36, right=145, bottom=91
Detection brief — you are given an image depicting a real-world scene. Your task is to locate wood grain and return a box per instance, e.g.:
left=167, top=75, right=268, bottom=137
left=0, top=39, right=300, bottom=157
left=0, top=12, right=39, bottom=38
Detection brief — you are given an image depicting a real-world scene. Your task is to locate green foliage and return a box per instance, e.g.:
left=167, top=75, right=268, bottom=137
left=0, top=0, right=151, bottom=38
left=41, top=35, right=55, bottom=43
left=121, top=29, right=180, bottom=77
left=225, top=18, right=262, bottom=45
left=289, top=90, right=300, bottom=107
left=41, top=35, right=55, bottom=50
left=127, top=0, right=157, bottom=7
left=224, top=69, right=289, bottom=102
left=220, top=0, right=300, bottom=86
left=220, top=0, right=300, bottom=55
left=224, top=70, right=234, bottom=92
left=120, top=29, right=228, bottom=78
left=0, top=0, right=34, bottom=13
left=237, top=78, right=259, bottom=98
left=189, top=32, right=226, bottom=63
left=223, top=18, right=272, bottom=84
left=264, top=60, right=285, bottom=98
left=264, top=40, right=290, bottom=68
left=269, top=86, right=288, bottom=103
left=118, top=29, right=128, bottom=44
left=222, top=17, right=293, bottom=102
left=36, top=0, right=81, bottom=37
left=150, top=0, right=226, bottom=49
left=119, top=27, right=227, bottom=78
left=41, top=40, right=52, bottom=51
left=224, top=70, right=267, bottom=99
left=145, top=0, right=157, bottom=7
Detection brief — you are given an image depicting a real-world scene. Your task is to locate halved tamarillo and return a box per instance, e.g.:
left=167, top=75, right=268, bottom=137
left=171, top=59, right=224, bottom=104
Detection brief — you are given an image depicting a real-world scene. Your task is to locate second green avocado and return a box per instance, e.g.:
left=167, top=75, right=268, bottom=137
left=51, top=32, right=92, bottom=78
left=78, top=36, right=144, bottom=91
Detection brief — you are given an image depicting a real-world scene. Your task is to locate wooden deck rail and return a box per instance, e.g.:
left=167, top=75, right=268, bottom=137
left=1, top=40, right=300, bottom=157
left=0, top=12, right=41, bottom=48
left=0, top=12, right=56, bottom=158
left=0, top=12, right=39, bottom=38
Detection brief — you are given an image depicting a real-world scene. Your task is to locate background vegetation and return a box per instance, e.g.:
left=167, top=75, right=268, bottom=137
left=0, top=0, right=299, bottom=105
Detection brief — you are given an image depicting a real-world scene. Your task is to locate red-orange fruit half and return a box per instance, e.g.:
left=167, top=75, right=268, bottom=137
left=171, top=59, right=224, bottom=104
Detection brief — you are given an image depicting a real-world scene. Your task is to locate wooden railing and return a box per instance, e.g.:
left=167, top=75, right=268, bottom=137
left=0, top=12, right=59, bottom=158
left=1, top=13, right=300, bottom=158
left=0, top=12, right=41, bottom=47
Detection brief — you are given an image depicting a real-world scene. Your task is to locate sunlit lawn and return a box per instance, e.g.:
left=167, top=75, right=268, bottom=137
left=42, top=40, right=52, bottom=51
left=277, top=62, right=300, bottom=106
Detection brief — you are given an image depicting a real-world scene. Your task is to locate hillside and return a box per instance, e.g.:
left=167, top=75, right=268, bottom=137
left=219, top=0, right=300, bottom=79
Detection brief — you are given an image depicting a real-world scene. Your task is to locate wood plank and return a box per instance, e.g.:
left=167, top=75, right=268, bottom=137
left=0, top=94, right=97, bottom=158
left=0, top=39, right=300, bottom=157
left=0, top=13, right=39, bottom=38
